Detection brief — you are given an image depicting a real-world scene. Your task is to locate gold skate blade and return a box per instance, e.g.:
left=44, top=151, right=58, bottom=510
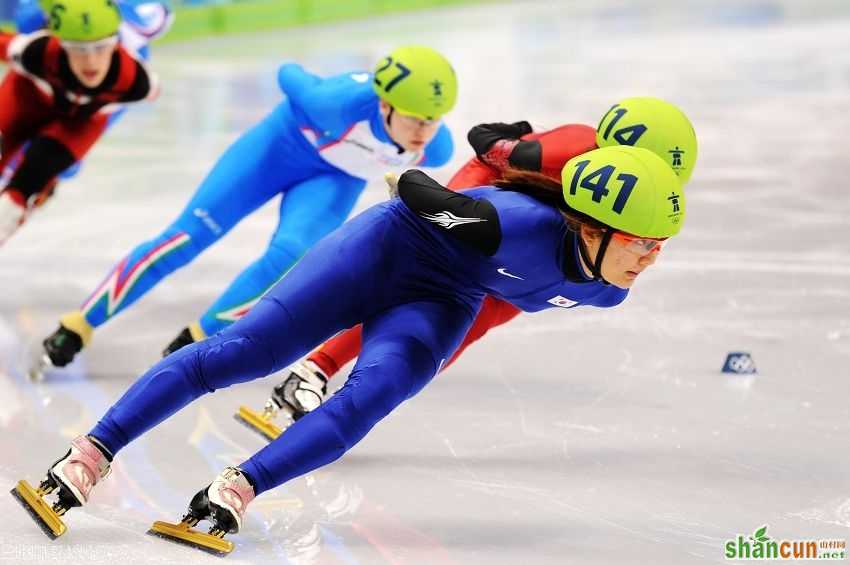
left=147, top=520, right=233, bottom=556
left=234, top=406, right=282, bottom=441
left=10, top=480, right=66, bottom=539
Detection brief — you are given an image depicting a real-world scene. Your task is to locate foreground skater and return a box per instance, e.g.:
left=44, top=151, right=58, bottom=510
left=14, top=144, right=687, bottom=554
left=237, top=96, right=698, bottom=440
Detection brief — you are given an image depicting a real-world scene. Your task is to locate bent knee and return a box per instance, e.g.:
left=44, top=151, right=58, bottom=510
left=327, top=336, right=439, bottom=436
left=257, top=241, right=302, bottom=277
left=182, top=332, right=276, bottom=391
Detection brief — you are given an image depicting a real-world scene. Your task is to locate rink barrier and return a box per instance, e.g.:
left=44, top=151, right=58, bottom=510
left=1, top=0, right=491, bottom=42
left=162, top=0, right=492, bottom=43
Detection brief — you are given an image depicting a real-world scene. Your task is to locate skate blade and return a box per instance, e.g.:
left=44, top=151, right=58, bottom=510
left=234, top=406, right=283, bottom=442
left=28, top=355, right=52, bottom=382
left=10, top=480, right=66, bottom=539
left=147, top=520, right=233, bottom=556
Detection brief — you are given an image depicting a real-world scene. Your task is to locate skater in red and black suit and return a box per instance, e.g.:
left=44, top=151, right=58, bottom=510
left=0, top=0, right=156, bottom=246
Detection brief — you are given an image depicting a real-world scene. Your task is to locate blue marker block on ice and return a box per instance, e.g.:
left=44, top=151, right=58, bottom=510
left=722, top=352, right=757, bottom=374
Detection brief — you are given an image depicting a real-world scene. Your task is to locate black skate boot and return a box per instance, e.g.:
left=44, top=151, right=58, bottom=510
left=42, top=326, right=83, bottom=368
left=162, top=327, right=194, bottom=357
left=235, top=359, right=328, bottom=441
left=32, top=312, right=92, bottom=379
left=148, top=467, right=256, bottom=556
left=162, top=323, right=205, bottom=357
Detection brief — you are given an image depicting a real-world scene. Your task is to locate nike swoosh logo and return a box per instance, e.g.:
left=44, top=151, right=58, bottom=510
left=497, top=267, right=524, bottom=280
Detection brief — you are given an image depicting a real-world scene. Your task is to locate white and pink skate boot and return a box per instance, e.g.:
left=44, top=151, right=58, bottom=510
left=11, top=435, right=112, bottom=538
left=48, top=435, right=112, bottom=508
left=201, top=466, right=256, bottom=534
left=148, top=466, right=256, bottom=555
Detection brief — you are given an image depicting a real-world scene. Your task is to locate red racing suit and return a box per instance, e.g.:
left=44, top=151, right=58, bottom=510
left=0, top=31, right=155, bottom=202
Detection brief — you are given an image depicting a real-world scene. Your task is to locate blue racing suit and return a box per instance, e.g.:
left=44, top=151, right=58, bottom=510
left=89, top=171, right=626, bottom=495
left=77, top=63, right=453, bottom=337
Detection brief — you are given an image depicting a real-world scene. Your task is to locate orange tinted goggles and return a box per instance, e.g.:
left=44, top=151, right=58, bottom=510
left=610, top=231, right=667, bottom=255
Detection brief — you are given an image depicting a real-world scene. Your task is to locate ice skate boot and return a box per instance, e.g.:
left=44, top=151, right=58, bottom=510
left=0, top=189, right=27, bottom=246
left=11, top=435, right=112, bottom=539
left=148, top=466, right=255, bottom=556
left=235, top=359, right=328, bottom=441
left=162, top=322, right=205, bottom=357
left=31, top=311, right=93, bottom=380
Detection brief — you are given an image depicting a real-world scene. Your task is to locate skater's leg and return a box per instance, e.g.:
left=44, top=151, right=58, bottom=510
left=88, top=295, right=345, bottom=456
left=257, top=296, right=518, bottom=429
left=240, top=324, right=363, bottom=432
left=0, top=116, right=107, bottom=244
left=239, top=299, right=476, bottom=495
left=4, top=109, right=113, bottom=202
left=5, top=134, right=89, bottom=200
left=87, top=203, right=399, bottom=455
left=307, top=324, right=363, bottom=377
left=195, top=172, right=365, bottom=336
left=254, top=324, right=362, bottom=425
left=168, top=301, right=468, bottom=538
left=444, top=295, right=521, bottom=369
left=77, top=106, right=318, bottom=331
left=0, top=76, right=77, bottom=243
left=54, top=107, right=128, bottom=181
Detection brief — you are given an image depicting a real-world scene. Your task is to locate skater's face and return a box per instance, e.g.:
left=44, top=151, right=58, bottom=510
left=579, top=225, right=662, bottom=289
left=63, top=37, right=118, bottom=88
left=379, top=100, right=441, bottom=152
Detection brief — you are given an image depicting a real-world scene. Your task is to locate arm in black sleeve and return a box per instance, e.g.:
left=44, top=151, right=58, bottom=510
left=8, top=137, right=76, bottom=199
left=397, top=169, right=502, bottom=256
left=467, top=121, right=542, bottom=173
left=506, top=139, right=542, bottom=171
left=118, top=61, right=153, bottom=102
left=467, top=121, right=532, bottom=156
left=18, top=34, right=49, bottom=76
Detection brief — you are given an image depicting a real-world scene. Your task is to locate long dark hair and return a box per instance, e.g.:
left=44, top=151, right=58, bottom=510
left=493, top=168, right=608, bottom=233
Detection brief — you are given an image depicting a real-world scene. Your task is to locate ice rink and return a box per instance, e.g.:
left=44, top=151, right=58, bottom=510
left=1, top=0, right=849, bottom=563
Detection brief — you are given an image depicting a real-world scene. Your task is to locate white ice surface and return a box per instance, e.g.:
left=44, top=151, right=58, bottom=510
left=1, top=1, right=850, bottom=563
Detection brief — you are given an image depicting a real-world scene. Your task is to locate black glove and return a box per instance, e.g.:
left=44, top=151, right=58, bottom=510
left=467, top=121, right=533, bottom=158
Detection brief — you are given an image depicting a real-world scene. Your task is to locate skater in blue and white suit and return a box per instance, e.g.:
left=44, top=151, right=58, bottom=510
left=39, top=45, right=457, bottom=367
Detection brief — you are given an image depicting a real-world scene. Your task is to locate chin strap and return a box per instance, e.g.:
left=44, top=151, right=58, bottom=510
left=384, top=106, right=405, bottom=154
left=577, top=229, right=613, bottom=285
